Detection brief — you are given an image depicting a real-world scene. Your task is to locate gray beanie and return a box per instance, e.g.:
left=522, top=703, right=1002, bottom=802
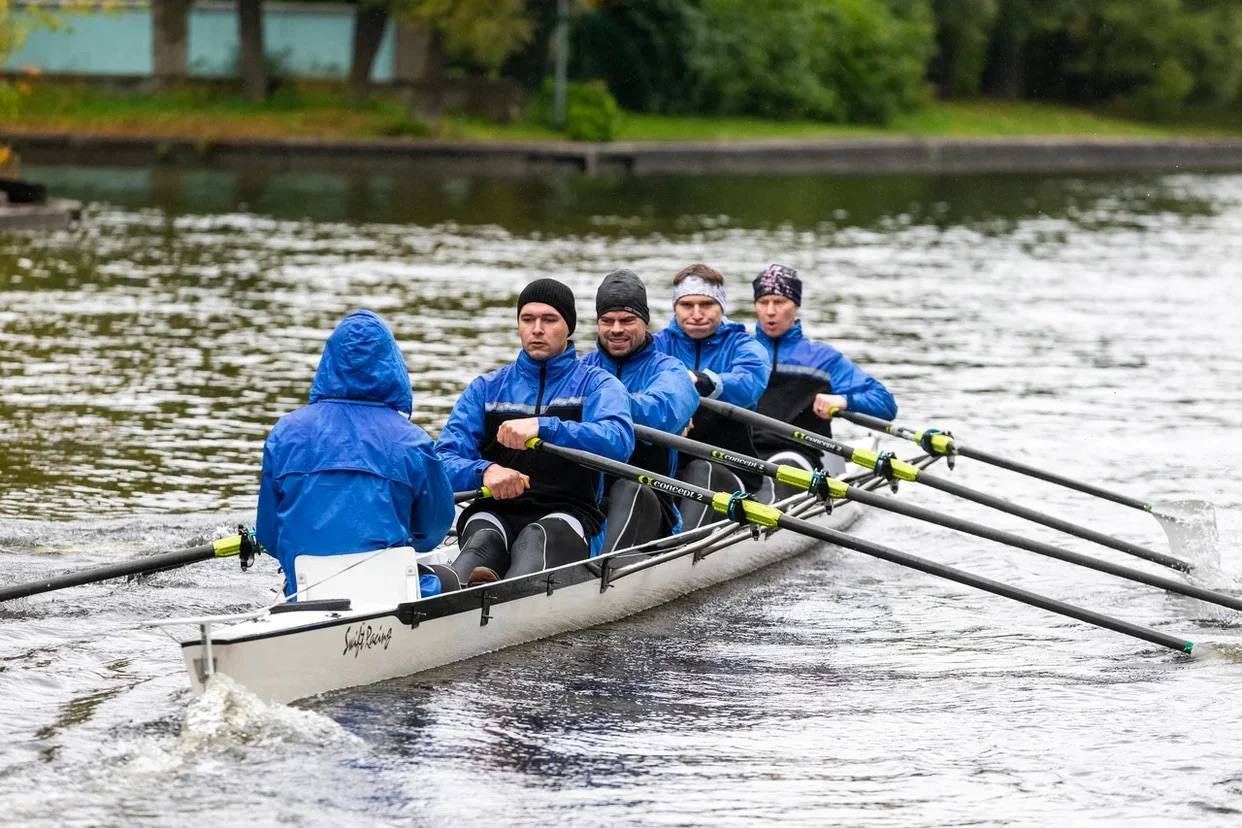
left=595, top=269, right=650, bottom=323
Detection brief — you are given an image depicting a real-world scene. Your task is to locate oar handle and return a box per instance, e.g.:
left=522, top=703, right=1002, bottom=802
left=0, top=535, right=243, bottom=604
left=454, top=487, right=491, bottom=504
left=526, top=437, right=1193, bottom=654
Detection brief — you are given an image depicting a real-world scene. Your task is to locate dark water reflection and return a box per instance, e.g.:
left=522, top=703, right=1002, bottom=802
left=1, top=165, right=1240, bottom=825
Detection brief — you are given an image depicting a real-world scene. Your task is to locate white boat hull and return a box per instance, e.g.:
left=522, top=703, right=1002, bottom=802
left=176, top=496, right=860, bottom=704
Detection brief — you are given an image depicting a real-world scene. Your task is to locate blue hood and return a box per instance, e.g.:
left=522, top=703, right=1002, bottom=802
left=309, top=310, right=412, bottom=413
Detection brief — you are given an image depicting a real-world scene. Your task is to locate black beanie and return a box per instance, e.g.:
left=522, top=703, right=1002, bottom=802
left=517, top=278, right=577, bottom=334
left=595, top=269, right=650, bottom=323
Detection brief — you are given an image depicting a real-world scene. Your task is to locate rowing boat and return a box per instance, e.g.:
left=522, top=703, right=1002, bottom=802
left=153, top=453, right=920, bottom=704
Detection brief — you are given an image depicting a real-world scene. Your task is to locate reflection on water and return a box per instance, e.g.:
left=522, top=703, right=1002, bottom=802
left=1, top=166, right=1241, bottom=825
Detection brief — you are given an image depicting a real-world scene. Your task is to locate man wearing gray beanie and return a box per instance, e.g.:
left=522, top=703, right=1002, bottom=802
left=435, top=278, right=635, bottom=586
left=582, top=269, right=698, bottom=553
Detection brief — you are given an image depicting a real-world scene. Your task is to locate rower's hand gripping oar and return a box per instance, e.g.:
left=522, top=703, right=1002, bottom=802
left=0, top=528, right=261, bottom=604
left=523, top=436, right=1193, bottom=654
left=633, top=425, right=1242, bottom=614
left=696, top=397, right=1194, bottom=574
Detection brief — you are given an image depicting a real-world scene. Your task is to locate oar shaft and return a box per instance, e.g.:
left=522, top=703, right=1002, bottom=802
left=917, top=474, right=1189, bottom=572
left=698, top=397, right=1191, bottom=573
left=772, top=512, right=1191, bottom=653
left=638, top=424, right=1238, bottom=611
left=840, top=410, right=1151, bottom=512
left=528, top=438, right=1193, bottom=654
left=844, top=487, right=1242, bottom=611
left=953, top=444, right=1150, bottom=511
left=0, top=537, right=240, bottom=603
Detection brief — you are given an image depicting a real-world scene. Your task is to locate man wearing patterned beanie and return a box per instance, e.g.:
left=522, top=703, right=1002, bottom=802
left=752, top=263, right=897, bottom=478
left=653, top=263, right=771, bottom=528
left=436, top=278, right=635, bottom=585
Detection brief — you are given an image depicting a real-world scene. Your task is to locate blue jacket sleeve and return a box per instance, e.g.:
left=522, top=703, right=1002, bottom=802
left=538, top=373, right=635, bottom=461
left=407, top=438, right=455, bottom=552
left=255, top=435, right=280, bottom=557
left=702, top=336, right=770, bottom=409
left=821, top=348, right=898, bottom=420
left=433, top=378, right=493, bottom=490
left=630, top=363, right=698, bottom=434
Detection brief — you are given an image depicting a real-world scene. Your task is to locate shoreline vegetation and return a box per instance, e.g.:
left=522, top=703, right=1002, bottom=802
left=6, top=82, right=1242, bottom=145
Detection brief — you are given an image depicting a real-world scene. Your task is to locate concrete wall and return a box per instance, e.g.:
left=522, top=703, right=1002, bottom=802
left=2, top=0, right=396, bottom=80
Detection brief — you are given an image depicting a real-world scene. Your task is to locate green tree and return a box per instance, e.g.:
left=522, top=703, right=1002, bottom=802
left=684, top=0, right=934, bottom=124
left=930, top=0, right=997, bottom=97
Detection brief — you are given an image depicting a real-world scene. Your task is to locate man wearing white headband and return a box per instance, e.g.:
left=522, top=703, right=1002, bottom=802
left=653, top=263, right=770, bottom=528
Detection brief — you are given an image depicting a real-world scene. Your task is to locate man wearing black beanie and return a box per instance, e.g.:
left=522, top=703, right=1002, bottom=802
left=582, top=270, right=698, bottom=553
left=435, top=279, right=635, bottom=585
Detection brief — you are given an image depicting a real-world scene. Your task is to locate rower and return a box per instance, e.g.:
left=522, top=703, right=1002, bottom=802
left=435, top=278, right=635, bottom=585
left=652, top=263, right=771, bottom=528
left=255, top=310, right=455, bottom=598
left=752, top=263, right=897, bottom=491
left=580, top=269, right=698, bottom=554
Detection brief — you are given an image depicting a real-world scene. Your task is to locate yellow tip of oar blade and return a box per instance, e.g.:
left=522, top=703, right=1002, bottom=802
left=212, top=535, right=242, bottom=557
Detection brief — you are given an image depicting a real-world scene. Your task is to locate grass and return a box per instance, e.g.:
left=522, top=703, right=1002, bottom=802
left=4, top=80, right=1242, bottom=143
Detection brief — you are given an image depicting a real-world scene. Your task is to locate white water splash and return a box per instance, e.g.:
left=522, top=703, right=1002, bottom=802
left=179, top=673, right=361, bottom=752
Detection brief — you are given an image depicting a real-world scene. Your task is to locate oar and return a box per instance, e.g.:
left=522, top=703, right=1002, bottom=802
left=0, top=532, right=257, bottom=604
left=835, top=409, right=1214, bottom=522
left=524, top=437, right=1193, bottom=654
left=454, top=487, right=491, bottom=504
left=635, top=425, right=1241, bottom=613
left=697, top=397, right=1193, bottom=573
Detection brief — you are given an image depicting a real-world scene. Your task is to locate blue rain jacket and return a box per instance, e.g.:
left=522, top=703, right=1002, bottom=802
left=652, top=318, right=770, bottom=408
left=435, top=343, right=635, bottom=539
left=256, top=310, right=455, bottom=597
left=582, top=337, right=698, bottom=534
left=754, top=321, right=897, bottom=419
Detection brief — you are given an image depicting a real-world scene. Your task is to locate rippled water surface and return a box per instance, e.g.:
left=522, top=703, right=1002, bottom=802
left=2, top=165, right=1241, bottom=826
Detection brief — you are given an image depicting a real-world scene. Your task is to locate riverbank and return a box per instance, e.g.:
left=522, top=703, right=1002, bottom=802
left=6, top=84, right=1242, bottom=176
left=8, top=130, right=1242, bottom=177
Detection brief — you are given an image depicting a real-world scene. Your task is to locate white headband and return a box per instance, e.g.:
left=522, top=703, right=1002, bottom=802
left=672, top=275, right=728, bottom=314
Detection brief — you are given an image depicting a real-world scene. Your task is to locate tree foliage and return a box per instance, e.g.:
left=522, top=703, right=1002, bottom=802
left=397, top=0, right=532, bottom=72
left=677, top=0, right=934, bottom=123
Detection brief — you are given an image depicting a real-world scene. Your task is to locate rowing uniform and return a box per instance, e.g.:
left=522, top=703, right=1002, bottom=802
left=435, top=344, right=635, bottom=583
left=652, top=317, right=771, bottom=526
left=581, top=335, right=699, bottom=553
left=256, top=310, right=455, bottom=597
left=754, top=320, right=897, bottom=471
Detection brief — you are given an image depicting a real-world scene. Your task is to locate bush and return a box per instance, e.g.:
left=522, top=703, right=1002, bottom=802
left=683, top=0, right=934, bottom=124
left=535, top=79, right=623, bottom=142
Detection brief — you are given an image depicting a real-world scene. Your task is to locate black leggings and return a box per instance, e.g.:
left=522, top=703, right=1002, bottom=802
left=449, top=512, right=589, bottom=583
left=599, top=479, right=670, bottom=555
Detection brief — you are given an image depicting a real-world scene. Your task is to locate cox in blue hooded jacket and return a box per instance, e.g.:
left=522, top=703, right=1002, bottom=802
left=256, top=310, right=455, bottom=597
left=435, top=343, right=635, bottom=540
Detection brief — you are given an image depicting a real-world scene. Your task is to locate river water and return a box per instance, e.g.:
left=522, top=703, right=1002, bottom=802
left=1, top=165, right=1240, bottom=826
